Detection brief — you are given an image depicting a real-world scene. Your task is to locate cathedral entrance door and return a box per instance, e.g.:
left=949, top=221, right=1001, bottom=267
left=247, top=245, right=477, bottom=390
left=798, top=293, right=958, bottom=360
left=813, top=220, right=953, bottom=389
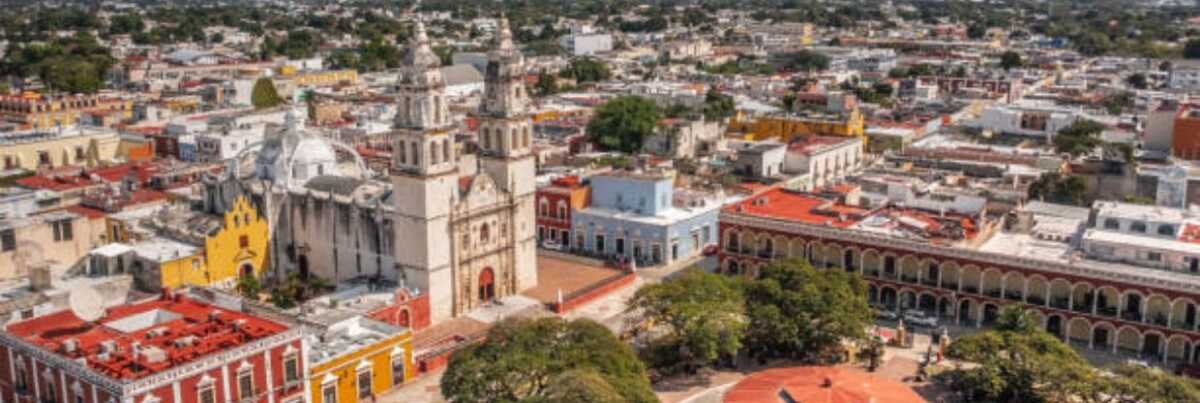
left=479, top=267, right=496, bottom=303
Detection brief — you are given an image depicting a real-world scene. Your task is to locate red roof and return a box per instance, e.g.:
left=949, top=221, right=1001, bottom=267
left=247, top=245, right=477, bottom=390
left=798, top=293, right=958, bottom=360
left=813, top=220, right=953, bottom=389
left=726, top=188, right=866, bottom=228
left=723, top=367, right=926, bottom=403
left=6, top=292, right=288, bottom=381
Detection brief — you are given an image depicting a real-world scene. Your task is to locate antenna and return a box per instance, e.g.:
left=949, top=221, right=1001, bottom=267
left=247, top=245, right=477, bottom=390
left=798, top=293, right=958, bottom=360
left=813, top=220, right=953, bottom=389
left=68, top=287, right=105, bottom=322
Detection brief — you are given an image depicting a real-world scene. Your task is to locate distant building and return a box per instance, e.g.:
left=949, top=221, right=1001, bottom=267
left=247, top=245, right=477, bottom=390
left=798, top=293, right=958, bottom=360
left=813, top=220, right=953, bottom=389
left=0, top=93, right=132, bottom=130
left=783, top=135, right=863, bottom=190
left=727, top=108, right=865, bottom=145
left=730, top=140, right=787, bottom=180
left=1172, top=105, right=1200, bottom=160
left=0, top=127, right=121, bottom=171
left=560, top=33, right=614, bottom=56
left=1169, top=60, right=1200, bottom=91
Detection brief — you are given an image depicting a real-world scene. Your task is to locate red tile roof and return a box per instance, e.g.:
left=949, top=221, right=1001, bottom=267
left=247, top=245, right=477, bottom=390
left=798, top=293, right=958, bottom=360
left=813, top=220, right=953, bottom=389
left=726, top=188, right=867, bottom=228
left=6, top=292, right=288, bottom=381
left=723, top=367, right=926, bottom=403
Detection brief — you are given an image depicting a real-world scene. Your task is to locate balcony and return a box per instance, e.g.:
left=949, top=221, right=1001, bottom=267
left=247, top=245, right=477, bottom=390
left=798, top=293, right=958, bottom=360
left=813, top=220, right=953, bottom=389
left=1149, top=314, right=1168, bottom=327
left=1051, top=297, right=1069, bottom=310
left=1005, top=292, right=1023, bottom=301
left=1026, top=296, right=1045, bottom=306
left=757, top=249, right=774, bottom=259
left=941, top=282, right=958, bottom=291
left=1172, top=320, right=1196, bottom=331
left=1072, top=303, right=1091, bottom=313
left=1122, top=311, right=1143, bottom=323
left=1098, top=306, right=1118, bottom=317
left=984, top=289, right=1002, bottom=298
left=962, top=285, right=979, bottom=294
left=921, top=279, right=939, bottom=287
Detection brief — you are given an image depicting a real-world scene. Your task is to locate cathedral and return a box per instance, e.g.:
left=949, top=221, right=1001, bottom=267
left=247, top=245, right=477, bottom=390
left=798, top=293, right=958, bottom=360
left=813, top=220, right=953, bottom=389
left=207, top=17, right=538, bottom=324
left=389, top=18, right=538, bottom=322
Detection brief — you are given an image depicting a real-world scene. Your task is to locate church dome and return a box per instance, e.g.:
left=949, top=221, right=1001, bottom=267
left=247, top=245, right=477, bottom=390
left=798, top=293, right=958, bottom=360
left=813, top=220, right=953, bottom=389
left=288, top=136, right=338, bottom=181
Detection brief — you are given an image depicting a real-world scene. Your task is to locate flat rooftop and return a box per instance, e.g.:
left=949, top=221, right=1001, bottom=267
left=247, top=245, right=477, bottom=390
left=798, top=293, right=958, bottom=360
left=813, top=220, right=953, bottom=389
left=307, top=316, right=406, bottom=366
left=5, top=292, right=288, bottom=380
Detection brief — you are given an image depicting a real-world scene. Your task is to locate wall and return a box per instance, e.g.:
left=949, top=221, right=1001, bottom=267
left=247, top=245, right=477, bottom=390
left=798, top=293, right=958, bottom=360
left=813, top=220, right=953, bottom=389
left=590, top=174, right=673, bottom=216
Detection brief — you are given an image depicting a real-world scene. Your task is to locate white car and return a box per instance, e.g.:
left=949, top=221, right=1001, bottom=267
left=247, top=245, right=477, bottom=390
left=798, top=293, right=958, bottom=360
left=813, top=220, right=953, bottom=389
left=541, top=241, right=563, bottom=251
left=903, top=311, right=939, bottom=327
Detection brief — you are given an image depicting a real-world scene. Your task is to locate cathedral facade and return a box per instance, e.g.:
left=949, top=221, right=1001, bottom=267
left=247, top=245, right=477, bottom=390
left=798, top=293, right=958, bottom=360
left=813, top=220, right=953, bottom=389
left=389, top=19, right=538, bottom=323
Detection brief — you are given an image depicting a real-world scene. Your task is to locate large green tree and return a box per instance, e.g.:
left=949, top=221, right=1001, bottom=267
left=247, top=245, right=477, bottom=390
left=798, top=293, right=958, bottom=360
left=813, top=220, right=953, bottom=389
left=1000, top=51, right=1023, bottom=71
left=586, top=96, right=661, bottom=153
left=743, top=258, right=872, bottom=362
left=628, top=268, right=746, bottom=374
left=563, top=57, right=612, bottom=83
left=251, top=78, right=284, bottom=110
left=441, top=317, right=655, bottom=403
left=1053, top=119, right=1106, bottom=157
left=940, top=306, right=1200, bottom=403
left=1028, top=173, right=1089, bottom=206
left=702, top=90, right=735, bottom=122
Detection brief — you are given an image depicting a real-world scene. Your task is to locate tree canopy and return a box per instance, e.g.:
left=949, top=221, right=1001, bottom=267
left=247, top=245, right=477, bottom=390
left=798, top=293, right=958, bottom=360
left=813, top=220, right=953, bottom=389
left=1, top=33, right=114, bottom=94
left=563, top=57, right=612, bottom=83
left=1053, top=119, right=1106, bottom=157
left=999, top=51, right=1023, bottom=71
left=702, top=90, right=736, bottom=122
left=586, top=96, right=662, bottom=153
left=628, top=268, right=746, bottom=374
left=1028, top=172, right=1089, bottom=206
left=743, top=258, right=873, bottom=362
left=441, top=317, right=656, bottom=403
left=251, top=78, right=285, bottom=110
left=940, top=305, right=1200, bottom=403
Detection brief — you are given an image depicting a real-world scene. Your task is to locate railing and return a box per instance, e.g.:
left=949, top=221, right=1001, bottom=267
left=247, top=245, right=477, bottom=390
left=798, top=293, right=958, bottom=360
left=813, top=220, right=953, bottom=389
left=722, top=213, right=1200, bottom=295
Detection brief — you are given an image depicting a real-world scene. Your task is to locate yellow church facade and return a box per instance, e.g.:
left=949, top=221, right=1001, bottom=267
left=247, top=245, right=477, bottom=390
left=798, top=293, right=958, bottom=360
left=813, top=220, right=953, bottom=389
left=727, top=109, right=865, bottom=143
left=159, top=196, right=270, bottom=289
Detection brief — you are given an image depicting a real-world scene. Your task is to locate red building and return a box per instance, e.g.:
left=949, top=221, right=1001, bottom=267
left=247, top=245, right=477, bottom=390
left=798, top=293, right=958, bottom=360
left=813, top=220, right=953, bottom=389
left=720, top=187, right=1200, bottom=364
left=0, top=289, right=306, bottom=403
left=536, top=176, right=590, bottom=248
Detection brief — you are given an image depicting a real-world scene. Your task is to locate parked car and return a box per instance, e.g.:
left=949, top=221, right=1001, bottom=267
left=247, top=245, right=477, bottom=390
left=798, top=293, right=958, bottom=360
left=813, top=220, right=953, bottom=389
left=873, top=305, right=899, bottom=321
left=542, top=241, right=563, bottom=251
left=903, top=310, right=939, bottom=327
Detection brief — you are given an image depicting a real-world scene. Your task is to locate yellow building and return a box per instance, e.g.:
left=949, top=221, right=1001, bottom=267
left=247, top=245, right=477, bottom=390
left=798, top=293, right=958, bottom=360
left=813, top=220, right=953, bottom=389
left=0, top=92, right=132, bottom=130
left=285, top=69, right=360, bottom=87
left=0, top=127, right=121, bottom=171
left=131, top=196, right=270, bottom=290
left=308, top=317, right=415, bottom=403
left=727, top=109, right=865, bottom=144
left=195, top=195, right=269, bottom=287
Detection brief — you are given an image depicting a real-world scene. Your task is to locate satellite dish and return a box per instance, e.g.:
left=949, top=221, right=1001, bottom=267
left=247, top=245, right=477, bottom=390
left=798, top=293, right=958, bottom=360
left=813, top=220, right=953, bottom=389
left=68, top=287, right=105, bottom=322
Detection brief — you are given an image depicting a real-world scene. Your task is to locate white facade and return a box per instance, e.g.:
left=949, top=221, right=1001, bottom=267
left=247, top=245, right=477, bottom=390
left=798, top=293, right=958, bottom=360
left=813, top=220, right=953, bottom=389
left=783, top=136, right=862, bottom=189
left=1083, top=201, right=1200, bottom=273
left=970, top=104, right=1082, bottom=139
left=194, top=125, right=264, bottom=163
left=1170, top=61, right=1200, bottom=91
left=560, top=33, right=614, bottom=56
left=389, top=20, right=537, bottom=323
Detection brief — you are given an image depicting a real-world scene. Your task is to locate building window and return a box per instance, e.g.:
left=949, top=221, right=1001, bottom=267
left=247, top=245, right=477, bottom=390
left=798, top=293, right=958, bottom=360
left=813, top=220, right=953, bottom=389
left=75, top=146, right=85, bottom=161
left=52, top=220, right=73, bottom=242
left=595, top=234, right=606, bottom=253
left=322, top=385, right=336, bottom=403
left=37, top=151, right=51, bottom=166
left=1103, top=219, right=1119, bottom=230
left=1, top=229, right=14, bottom=252
left=284, top=354, right=300, bottom=384
left=1146, top=252, right=1163, bottom=262
left=392, top=355, right=406, bottom=386
left=238, top=371, right=254, bottom=401
left=1131, top=221, right=1148, bottom=233
left=239, top=235, right=249, bottom=248
left=480, top=223, right=490, bottom=243
left=198, top=386, right=215, bottom=403
left=357, top=370, right=372, bottom=399
left=1158, top=225, right=1176, bottom=236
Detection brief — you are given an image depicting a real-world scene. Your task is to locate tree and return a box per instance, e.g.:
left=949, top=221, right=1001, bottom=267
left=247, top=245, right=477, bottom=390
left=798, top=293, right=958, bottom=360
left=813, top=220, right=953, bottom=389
left=628, top=268, right=746, bottom=374
left=701, top=90, right=735, bottom=122
left=780, top=49, right=830, bottom=72
left=441, top=317, right=656, bottom=403
left=1000, top=51, right=1023, bottom=71
left=534, top=72, right=559, bottom=96
left=1053, top=119, right=1105, bottom=157
left=743, top=258, right=872, bottom=362
left=586, top=96, right=661, bottom=153
left=235, top=274, right=261, bottom=300
left=1103, top=363, right=1200, bottom=402
left=1028, top=173, right=1089, bottom=206
left=564, top=57, right=612, bottom=83
left=939, top=309, right=1099, bottom=403
left=251, top=78, right=284, bottom=109
left=1126, top=73, right=1148, bottom=90
left=533, top=369, right=625, bottom=403
left=1186, top=39, right=1200, bottom=59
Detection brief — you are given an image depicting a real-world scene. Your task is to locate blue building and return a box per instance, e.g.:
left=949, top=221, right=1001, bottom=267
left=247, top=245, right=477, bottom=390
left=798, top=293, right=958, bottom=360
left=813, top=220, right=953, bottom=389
left=572, top=169, right=721, bottom=267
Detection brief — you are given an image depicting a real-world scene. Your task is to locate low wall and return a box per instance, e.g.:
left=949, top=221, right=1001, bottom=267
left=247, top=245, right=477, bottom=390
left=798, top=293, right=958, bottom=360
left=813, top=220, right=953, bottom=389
left=550, top=271, right=637, bottom=314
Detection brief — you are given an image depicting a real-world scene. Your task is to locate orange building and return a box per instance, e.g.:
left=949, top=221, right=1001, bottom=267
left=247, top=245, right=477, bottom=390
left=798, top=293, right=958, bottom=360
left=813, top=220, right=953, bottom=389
left=1172, top=105, right=1200, bottom=160
left=0, top=92, right=132, bottom=130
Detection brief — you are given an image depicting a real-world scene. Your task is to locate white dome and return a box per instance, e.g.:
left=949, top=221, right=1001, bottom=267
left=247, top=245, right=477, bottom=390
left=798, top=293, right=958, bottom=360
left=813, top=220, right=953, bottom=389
left=287, top=136, right=338, bottom=183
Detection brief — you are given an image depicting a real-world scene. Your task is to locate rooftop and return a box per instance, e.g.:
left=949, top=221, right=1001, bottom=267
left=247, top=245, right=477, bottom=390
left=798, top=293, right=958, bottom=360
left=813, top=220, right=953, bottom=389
left=5, top=291, right=288, bottom=381
left=307, top=316, right=407, bottom=366
left=723, top=367, right=925, bottom=403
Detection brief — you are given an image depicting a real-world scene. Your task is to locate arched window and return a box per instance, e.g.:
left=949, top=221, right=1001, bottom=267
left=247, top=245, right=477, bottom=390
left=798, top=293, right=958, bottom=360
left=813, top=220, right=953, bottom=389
left=397, top=141, right=407, bottom=164
left=510, top=129, right=518, bottom=150
left=443, top=140, right=451, bottom=162
left=429, top=142, right=439, bottom=164
left=1131, top=221, right=1148, bottom=233
left=480, top=223, right=490, bottom=243
left=482, top=128, right=491, bottom=150
left=523, top=127, right=531, bottom=148
left=411, top=142, right=420, bottom=166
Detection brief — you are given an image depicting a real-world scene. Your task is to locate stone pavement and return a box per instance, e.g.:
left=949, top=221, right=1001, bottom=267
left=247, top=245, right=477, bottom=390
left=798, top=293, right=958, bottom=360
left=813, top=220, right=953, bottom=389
left=377, top=368, right=446, bottom=402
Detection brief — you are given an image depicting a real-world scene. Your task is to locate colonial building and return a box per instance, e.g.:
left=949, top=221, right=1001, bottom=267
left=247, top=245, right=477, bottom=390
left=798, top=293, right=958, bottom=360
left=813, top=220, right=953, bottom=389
left=0, top=288, right=307, bottom=403
left=720, top=187, right=1200, bottom=364
left=389, top=19, right=537, bottom=323
left=536, top=175, right=591, bottom=248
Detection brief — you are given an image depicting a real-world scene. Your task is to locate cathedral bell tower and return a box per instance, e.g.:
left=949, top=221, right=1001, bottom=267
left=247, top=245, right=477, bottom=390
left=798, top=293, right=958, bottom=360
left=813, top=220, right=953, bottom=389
left=390, top=20, right=458, bottom=322
left=479, top=16, right=538, bottom=292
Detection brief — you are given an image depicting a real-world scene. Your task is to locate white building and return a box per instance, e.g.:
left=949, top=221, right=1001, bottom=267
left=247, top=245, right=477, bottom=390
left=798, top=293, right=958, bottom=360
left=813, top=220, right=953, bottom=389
left=194, top=124, right=265, bottom=163
left=560, top=33, right=614, bottom=56
left=970, top=103, right=1085, bottom=139
left=1170, top=60, right=1200, bottom=92
left=1083, top=201, right=1200, bottom=273
left=783, top=135, right=863, bottom=189
left=730, top=140, right=787, bottom=179
left=856, top=174, right=988, bottom=215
